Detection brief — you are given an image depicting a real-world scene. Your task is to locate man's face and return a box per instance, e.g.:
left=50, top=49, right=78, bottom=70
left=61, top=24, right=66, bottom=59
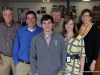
left=26, top=14, right=37, bottom=28
left=41, top=19, right=53, bottom=33
left=51, top=11, right=61, bottom=23
left=3, top=10, right=13, bottom=24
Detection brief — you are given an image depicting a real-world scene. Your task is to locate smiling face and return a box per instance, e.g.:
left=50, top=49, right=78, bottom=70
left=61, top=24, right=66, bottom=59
left=65, top=19, right=74, bottom=33
left=3, top=10, right=13, bottom=24
left=26, top=14, right=37, bottom=28
left=41, top=19, right=54, bottom=33
left=81, top=12, right=92, bottom=24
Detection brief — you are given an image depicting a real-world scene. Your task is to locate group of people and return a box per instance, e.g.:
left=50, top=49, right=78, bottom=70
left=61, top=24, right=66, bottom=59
left=0, top=7, right=99, bottom=75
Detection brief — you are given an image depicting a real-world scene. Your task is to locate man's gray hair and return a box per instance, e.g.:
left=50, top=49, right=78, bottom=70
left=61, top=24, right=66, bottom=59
left=50, top=9, right=61, bottom=15
left=3, top=7, right=13, bottom=15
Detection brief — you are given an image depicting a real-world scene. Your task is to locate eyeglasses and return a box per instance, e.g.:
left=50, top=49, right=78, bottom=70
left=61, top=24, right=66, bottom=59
left=82, top=15, right=90, bottom=18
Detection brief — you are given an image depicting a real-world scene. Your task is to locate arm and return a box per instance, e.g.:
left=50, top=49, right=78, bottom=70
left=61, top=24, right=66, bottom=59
left=78, top=36, right=85, bottom=73
left=12, top=32, right=20, bottom=65
left=93, top=26, right=100, bottom=61
left=89, top=26, right=100, bottom=71
left=89, top=26, right=100, bottom=70
left=59, top=36, right=67, bottom=72
left=80, top=56, right=85, bottom=72
left=0, top=56, right=3, bottom=66
left=30, top=37, right=37, bottom=74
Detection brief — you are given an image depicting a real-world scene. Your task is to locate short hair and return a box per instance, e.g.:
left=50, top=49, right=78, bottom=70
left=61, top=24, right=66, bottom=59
left=36, top=10, right=40, bottom=14
left=3, top=7, right=13, bottom=15
left=81, top=9, right=92, bottom=17
left=26, top=11, right=37, bottom=18
left=62, top=17, right=78, bottom=37
left=50, top=9, right=61, bottom=15
left=41, top=14, right=54, bottom=24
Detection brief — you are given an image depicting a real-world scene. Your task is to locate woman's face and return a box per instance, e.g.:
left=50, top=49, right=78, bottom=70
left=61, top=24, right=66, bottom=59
left=81, top=12, right=92, bottom=24
left=65, top=19, right=74, bottom=33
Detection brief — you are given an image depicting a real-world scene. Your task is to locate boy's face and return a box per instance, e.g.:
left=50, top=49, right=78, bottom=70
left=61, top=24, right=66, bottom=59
left=41, top=19, right=54, bottom=33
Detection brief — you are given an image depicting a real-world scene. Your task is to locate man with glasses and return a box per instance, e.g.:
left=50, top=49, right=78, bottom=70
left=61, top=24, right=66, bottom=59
left=0, top=7, right=21, bottom=75
left=79, top=9, right=100, bottom=75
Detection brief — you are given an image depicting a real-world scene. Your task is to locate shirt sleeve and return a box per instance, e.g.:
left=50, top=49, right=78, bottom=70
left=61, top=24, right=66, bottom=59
left=12, top=31, right=20, bottom=65
left=30, top=37, right=37, bottom=74
left=78, top=37, right=86, bottom=57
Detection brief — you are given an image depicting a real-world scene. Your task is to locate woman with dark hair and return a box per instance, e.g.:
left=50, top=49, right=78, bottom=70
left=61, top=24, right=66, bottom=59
left=79, top=9, right=100, bottom=75
left=62, top=17, right=85, bottom=75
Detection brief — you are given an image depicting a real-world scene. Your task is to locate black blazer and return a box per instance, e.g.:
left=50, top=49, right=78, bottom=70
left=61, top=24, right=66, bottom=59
left=84, top=24, right=100, bottom=64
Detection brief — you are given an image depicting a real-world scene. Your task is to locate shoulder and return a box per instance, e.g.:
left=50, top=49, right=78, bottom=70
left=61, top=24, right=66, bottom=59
left=0, top=22, right=4, bottom=25
left=17, top=26, right=26, bottom=32
left=36, top=25, right=42, bottom=31
left=0, top=22, right=5, bottom=26
left=91, top=24, right=98, bottom=30
left=59, top=20, right=63, bottom=26
left=13, top=22, right=21, bottom=27
left=53, top=32, right=64, bottom=39
left=32, top=33, right=41, bottom=42
left=76, top=34, right=84, bottom=41
left=91, top=24, right=99, bottom=33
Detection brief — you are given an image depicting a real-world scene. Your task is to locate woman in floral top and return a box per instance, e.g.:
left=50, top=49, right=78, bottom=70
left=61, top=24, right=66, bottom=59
left=62, top=17, right=85, bottom=75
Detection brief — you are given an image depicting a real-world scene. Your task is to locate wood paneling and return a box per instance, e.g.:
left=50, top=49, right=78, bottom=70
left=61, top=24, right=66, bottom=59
left=93, top=51, right=100, bottom=75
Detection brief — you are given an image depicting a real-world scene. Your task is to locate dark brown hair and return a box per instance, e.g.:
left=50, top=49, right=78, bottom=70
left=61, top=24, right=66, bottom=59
left=36, top=10, right=40, bottom=14
left=62, top=17, right=78, bottom=38
left=81, top=9, right=92, bottom=17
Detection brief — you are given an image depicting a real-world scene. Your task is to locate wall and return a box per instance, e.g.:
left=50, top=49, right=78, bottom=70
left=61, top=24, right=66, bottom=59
left=0, top=1, right=9, bottom=21
left=9, top=1, right=100, bottom=23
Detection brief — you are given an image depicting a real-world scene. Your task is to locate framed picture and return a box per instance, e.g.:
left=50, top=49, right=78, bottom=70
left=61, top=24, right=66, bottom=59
left=59, top=5, right=65, bottom=18
left=40, top=7, right=46, bottom=14
left=17, top=8, right=30, bottom=21
left=69, top=5, right=77, bottom=18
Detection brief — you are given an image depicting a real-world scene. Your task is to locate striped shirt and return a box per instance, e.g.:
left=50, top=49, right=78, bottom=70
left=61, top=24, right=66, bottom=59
left=0, top=22, right=21, bottom=58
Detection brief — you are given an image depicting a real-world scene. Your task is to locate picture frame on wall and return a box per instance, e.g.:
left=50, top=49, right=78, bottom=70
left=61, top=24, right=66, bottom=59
left=40, top=7, right=46, bottom=14
left=17, top=8, right=30, bottom=21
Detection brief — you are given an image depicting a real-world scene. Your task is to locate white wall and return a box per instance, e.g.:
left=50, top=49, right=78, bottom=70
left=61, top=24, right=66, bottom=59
left=9, top=1, right=100, bottom=23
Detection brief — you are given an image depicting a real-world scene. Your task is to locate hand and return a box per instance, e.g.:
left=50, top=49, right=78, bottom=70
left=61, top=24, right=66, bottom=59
left=0, top=59, right=4, bottom=66
left=78, top=72, right=83, bottom=75
left=15, top=64, right=17, bottom=67
left=35, top=73, right=38, bottom=75
left=57, top=71, right=62, bottom=75
left=89, top=61, right=96, bottom=71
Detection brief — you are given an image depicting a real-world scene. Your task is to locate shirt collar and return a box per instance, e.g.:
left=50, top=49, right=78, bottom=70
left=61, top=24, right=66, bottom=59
left=43, top=31, right=52, bottom=38
left=4, top=21, right=14, bottom=27
left=23, top=24, right=38, bottom=31
left=40, top=30, right=55, bottom=37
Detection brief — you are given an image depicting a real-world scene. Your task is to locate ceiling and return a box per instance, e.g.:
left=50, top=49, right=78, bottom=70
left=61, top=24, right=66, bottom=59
left=1, top=0, right=100, bottom=2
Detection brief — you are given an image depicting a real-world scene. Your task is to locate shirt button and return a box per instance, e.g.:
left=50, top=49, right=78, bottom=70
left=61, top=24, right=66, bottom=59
left=7, top=44, right=8, bottom=45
